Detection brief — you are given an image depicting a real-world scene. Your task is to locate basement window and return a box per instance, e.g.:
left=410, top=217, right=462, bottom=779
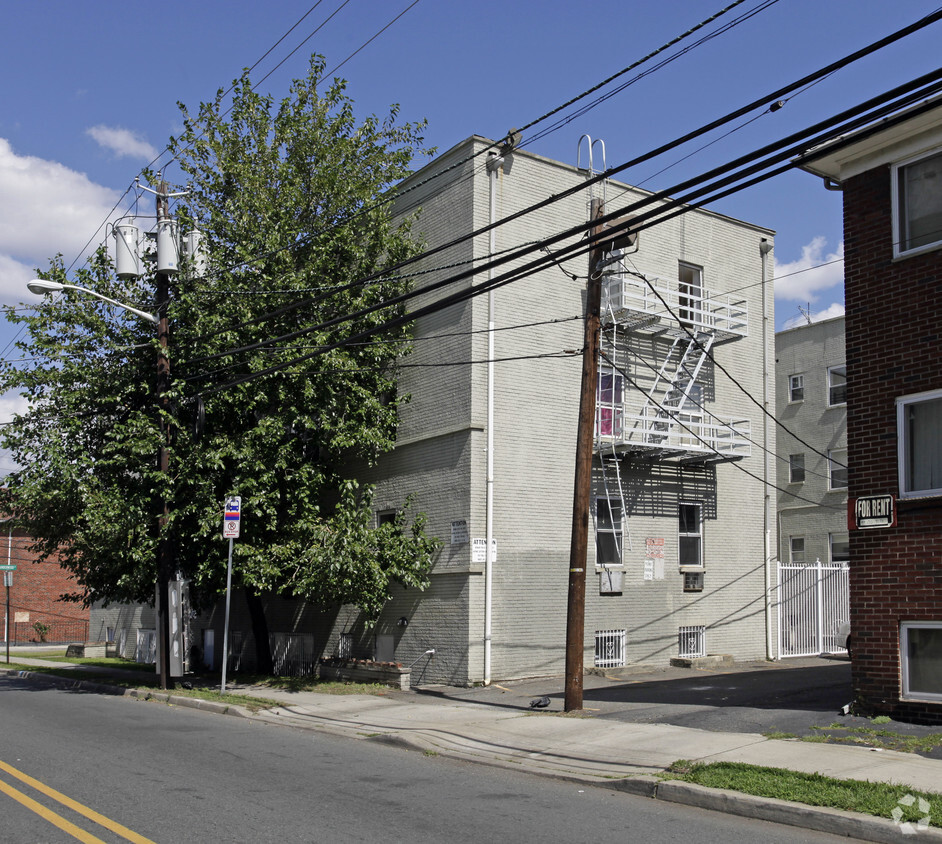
left=901, top=622, right=942, bottom=702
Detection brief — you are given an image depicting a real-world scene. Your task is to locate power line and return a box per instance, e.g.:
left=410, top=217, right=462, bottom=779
left=190, top=9, right=942, bottom=349
left=599, top=350, right=845, bottom=512
left=187, top=65, right=942, bottom=389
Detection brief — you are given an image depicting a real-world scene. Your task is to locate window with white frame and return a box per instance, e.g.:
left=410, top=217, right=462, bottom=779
left=790, top=536, right=806, bottom=565
left=596, top=497, right=623, bottom=567
left=828, top=449, right=848, bottom=490
left=897, top=389, right=942, bottom=498
left=678, top=503, right=703, bottom=568
left=901, top=622, right=942, bottom=701
left=789, top=374, right=804, bottom=402
left=596, top=370, right=624, bottom=437
left=789, top=453, right=805, bottom=484
left=678, top=262, right=704, bottom=327
left=829, top=532, right=850, bottom=565
left=893, top=148, right=942, bottom=257
left=828, top=365, right=847, bottom=406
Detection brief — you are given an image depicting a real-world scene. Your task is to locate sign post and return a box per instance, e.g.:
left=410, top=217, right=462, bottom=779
left=221, top=496, right=241, bottom=694
left=1, top=566, right=14, bottom=664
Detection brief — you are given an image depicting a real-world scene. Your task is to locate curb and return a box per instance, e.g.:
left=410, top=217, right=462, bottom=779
left=4, top=667, right=940, bottom=842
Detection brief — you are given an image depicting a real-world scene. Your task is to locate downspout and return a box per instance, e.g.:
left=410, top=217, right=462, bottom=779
left=484, top=150, right=503, bottom=685
left=760, top=238, right=774, bottom=660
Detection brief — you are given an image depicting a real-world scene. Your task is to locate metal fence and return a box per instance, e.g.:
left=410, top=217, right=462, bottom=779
left=777, top=559, right=850, bottom=657
left=6, top=617, right=88, bottom=646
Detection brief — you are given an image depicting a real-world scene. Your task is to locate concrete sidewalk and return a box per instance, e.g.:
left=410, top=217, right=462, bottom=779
left=4, top=657, right=942, bottom=843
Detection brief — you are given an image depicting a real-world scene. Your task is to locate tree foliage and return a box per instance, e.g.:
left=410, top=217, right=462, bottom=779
left=1, top=58, right=440, bottom=622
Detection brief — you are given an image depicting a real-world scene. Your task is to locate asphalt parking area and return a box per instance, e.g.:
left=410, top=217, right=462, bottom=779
left=417, top=656, right=942, bottom=759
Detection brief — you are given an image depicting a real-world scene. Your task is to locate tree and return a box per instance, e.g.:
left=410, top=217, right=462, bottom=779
left=1, top=57, right=440, bottom=669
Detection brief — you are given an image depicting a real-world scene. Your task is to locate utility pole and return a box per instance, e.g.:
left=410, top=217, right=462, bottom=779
left=155, top=180, right=173, bottom=690
left=564, top=197, right=606, bottom=712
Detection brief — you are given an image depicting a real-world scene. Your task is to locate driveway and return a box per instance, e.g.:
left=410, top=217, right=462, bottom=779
left=416, top=656, right=942, bottom=760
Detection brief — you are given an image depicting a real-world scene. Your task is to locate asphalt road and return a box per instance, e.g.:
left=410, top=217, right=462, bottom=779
left=0, top=675, right=860, bottom=844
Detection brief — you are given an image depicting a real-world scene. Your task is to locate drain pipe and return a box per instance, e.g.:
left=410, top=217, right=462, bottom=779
left=760, top=238, right=774, bottom=660
left=484, top=150, right=503, bottom=686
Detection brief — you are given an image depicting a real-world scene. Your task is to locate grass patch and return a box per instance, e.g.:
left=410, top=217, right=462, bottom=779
left=762, top=731, right=797, bottom=741
left=807, top=723, right=942, bottom=755
left=667, top=760, right=942, bottom=823
left=233, top=674, right=392, bottom=696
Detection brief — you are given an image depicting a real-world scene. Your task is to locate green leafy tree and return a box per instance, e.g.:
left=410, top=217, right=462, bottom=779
left=1, top=57, right=440, bottom=670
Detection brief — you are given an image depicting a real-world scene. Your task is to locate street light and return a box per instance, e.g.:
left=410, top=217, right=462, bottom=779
left=27, top=279, right=158, bottom=325
left=27, top=276, right=173, bottom=688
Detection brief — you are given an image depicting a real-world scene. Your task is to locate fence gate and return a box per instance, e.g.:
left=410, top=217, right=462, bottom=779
left=777, top=559, right=850, bottom=657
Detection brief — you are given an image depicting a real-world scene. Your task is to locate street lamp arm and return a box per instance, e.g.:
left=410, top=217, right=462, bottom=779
left=27, top=279, right=158, bottom=326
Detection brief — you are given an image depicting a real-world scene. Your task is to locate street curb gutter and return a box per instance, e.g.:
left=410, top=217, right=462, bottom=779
left=1, top=669, right=246, bottom=718
left=4, top=667, right=940, bottom=842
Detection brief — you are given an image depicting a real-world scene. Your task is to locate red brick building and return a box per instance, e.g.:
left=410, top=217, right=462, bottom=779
left=799, top=96, right=942, bottom=722
left=0, top=525, right=88, bottom=646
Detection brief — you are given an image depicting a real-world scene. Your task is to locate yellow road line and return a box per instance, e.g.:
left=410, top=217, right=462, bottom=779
left=0, top=759, right=156, bottom=844
left=0, top=778, right=107, bottom=844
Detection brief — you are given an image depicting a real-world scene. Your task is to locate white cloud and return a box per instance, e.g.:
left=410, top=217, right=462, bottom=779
left=774, top=236, right=844, bottom=303
left=780, top=301, right=845, bottom=330
left=86, top=125, right=158, bottom=161
left=0, top=390, right=30, bottom=424
left=0, top=138, right=120, bottom=306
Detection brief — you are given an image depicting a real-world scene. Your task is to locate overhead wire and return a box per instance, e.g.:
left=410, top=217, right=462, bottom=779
left=184, top=8, right=942, bottom=349
left=182, top=64, right=942, bottom=387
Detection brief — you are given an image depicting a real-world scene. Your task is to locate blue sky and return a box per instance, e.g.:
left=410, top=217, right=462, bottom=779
left=0, top=1, right=939, bottom=388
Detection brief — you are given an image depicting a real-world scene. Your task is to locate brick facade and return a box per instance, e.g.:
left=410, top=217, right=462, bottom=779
left=1, top=529, right=89, bottom=645
left=842, top=161, right=942, bottom=722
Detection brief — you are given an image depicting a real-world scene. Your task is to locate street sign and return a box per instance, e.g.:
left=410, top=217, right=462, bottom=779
left=223, top=496, right=241, bottom=539
left=849, top=495, right=896, bottom=530
left=0, top=564, right=16, bottom=571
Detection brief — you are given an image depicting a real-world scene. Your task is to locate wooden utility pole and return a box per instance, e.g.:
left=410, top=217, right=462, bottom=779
left=155, top=181, right=173, bottom=690
left=564, top=197, right=606, bottom=712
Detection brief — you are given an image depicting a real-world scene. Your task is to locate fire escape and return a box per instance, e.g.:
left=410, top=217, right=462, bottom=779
left=594, top=252, right=751, bottom=557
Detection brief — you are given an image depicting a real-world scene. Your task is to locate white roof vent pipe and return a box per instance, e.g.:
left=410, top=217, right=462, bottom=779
left=156, top=218, right=179, bottom=274
left=182, top=229, right=207, bottom=279
left=113, top=222, right=142, bottom=279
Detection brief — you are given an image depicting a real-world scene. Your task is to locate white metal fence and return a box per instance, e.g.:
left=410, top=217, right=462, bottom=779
left=594, top=629, right=626, bottom=668
left=777, top=559, right=850, bottom=657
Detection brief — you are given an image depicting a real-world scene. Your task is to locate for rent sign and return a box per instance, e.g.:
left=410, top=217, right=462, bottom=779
left=849, top=495, right=896, bottom=530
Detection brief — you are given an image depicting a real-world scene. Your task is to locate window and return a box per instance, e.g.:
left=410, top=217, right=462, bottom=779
left=683, top=571, right=704, bottom=592
left=829, top=532, right=850, bottom=565
left=596, top=498, right=623, bottom=567
left=828, top=449, right=848, bottom=490
left=377, top=510, right=398, bottom=528
left=897, top=389, right=942, bottom=498
left=594, top=629, right=626, bottom=668
left=828, top=365, right=847, bottom=406
left=790, top=536, right=806, bottom=565
left=678, top=503, right=702, bottom=568
left=901, top=622, right=942, bottom=701
left=789, top=453, right=805, bottom=483
left=596, top=370, right=623, bottom=437
left=789, top=374, right=804, bottom=402
left=678, top=262, right=703, bottom=327
left=894, top=149, right=942, bottom=257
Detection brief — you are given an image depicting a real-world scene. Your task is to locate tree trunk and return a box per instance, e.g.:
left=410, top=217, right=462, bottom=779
left=245, top=591, right=273, bottom=675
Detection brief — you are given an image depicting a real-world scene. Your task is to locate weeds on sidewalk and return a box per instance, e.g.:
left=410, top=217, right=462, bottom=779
left=666, top=761, right=942, bottom=824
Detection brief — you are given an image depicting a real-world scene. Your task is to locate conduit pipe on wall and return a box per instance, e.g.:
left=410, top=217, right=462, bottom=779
left=484, top=151, right=503, bottom=685
left=760, top=237, right=775, bottom=660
